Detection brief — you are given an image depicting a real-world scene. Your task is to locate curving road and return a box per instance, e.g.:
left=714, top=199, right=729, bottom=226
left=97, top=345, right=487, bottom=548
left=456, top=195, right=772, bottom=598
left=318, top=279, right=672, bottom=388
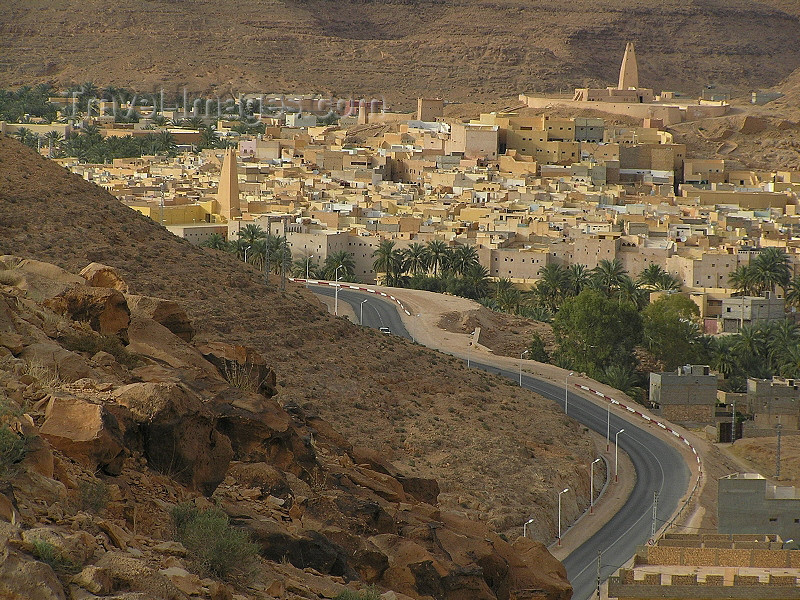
left=312, top=285, right=690, bottom=600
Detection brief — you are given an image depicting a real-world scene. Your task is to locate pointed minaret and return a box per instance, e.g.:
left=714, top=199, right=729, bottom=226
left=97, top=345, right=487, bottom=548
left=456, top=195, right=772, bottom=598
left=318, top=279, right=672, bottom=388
left=217, top=147, right=241, bottom=221
left=617, top=42, right=639, bottom=90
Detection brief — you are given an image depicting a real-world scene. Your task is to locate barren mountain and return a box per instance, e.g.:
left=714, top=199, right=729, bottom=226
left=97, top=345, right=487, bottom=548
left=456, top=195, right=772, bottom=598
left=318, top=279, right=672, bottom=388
left=2, top=0, right=800, bottom=105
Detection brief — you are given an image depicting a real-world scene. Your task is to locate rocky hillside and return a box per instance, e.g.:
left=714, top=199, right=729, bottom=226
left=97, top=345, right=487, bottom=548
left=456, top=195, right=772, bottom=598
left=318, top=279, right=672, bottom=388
left=0, top=135, right=600, bottom=597
left=1, top=0, right=800, bottom=104
left=0, top=256, right=572, bottom=599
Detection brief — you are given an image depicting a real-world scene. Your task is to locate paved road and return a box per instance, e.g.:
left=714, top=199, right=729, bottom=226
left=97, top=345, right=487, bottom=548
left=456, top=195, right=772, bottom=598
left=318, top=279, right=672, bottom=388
left=311, top=285, right=690, bottom=600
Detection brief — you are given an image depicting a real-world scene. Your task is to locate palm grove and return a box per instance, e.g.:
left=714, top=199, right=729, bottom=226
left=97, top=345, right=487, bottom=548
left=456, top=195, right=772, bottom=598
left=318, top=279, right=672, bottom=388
left=205, top=228, right=800, bottom=401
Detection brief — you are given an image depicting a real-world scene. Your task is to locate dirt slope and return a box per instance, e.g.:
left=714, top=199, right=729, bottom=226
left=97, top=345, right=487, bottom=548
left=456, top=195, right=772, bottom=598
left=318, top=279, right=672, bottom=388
left=1, top=0, right=800, bottom=105
left=0, top=134, right=599, bottom=541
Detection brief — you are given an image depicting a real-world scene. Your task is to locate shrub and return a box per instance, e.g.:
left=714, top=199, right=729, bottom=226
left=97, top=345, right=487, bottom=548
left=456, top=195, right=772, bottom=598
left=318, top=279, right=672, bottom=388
left=0, top=399, right=26, bottom=477
left=170, top=503, right=259, bottom=579
left=22, top=359, right=61, bottom=392
left=59, top=332, right=142, bottom=369
left=78, top=479, right=110, bottom=513
left=334, top=588, right=381, bottom=600
left=31, top=539, right=81, bottom=574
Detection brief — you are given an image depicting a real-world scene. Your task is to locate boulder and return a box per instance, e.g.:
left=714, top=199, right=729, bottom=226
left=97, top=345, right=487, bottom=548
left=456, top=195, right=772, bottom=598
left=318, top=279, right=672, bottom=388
left=94, top=552, right=187, bottom=600
left=196, top=341, right=276, bottom=397
left=112, top=382, right=233, bottom=495
left=19, top=342, right=95, bottom=382
left=0, top=551, right=66, bottom=600
left=369, top=534, right=449, bottom=599
left=0, top=332, right=24, bottom=355
left=44, top=286, right=130, bottom=342
left=39, top=396, right=126, bottom=475
left=351, top=446, right=439, bottom=505
left=73, top=565, right=113, bottom=595
left=22, top=527, right=98, bottom=566
left=79, top=263, right=129, bottom=293
left=505, top=537, right=572, bottom=600
left=125, top=294, right=193, bottom=341
left=126, top=316, right=218, bottom=376
left=0, top=256, right=85, bottom=301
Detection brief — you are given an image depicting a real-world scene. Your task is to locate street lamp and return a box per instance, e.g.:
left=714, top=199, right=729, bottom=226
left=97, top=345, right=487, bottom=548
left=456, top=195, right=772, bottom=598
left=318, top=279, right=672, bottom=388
left=558, top=488, right=569, bottom=545
left=614, top=429, right=625, bottom=483
left=519, top=349, right=530, bottom=386
left=334, top=264, right=343, bottom=316
left=523, top=517, right=535, bottom=539
left=360, top=298, right=368, bottom=325
left=565, top=371, right=574, bottom=415
left=306, top=254, right=314, bottom=280
left=467, top=329, right=476, bottom=368
left=606, top=401, right=611, bottom=452
left=590, top=458, right=602, bottom=514
left=243, top=244, right=252, bottom=264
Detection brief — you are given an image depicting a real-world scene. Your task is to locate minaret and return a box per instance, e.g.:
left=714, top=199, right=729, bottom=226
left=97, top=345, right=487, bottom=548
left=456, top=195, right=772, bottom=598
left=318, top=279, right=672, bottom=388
left=217, top=147, right=241, bottom=221
left=617, top=42, right=639, bottom=90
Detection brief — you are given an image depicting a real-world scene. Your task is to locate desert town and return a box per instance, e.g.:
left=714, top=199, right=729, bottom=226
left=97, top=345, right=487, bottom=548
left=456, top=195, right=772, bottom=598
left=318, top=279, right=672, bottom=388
left=5, top=38, right=800, bottom=600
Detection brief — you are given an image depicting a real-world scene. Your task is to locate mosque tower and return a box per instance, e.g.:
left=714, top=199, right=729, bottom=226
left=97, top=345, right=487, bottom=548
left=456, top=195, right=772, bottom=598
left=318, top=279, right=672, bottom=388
left=617, top=42, right=639, bottom=90
left=217, top=147, right=241, bottom=221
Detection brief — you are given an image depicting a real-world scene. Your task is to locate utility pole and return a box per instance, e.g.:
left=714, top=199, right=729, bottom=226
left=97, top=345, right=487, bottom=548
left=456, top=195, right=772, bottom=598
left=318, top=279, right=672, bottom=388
left=731, top=397, right=736, bottom=444
left=651, top=491, right=659, bottom=541
left=776, top=422, right=783, bottom=479
left=596, top=551, right=601, bottom=599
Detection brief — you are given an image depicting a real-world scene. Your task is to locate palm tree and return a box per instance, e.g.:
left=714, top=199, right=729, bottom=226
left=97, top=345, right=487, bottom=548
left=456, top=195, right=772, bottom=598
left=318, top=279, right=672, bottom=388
left=637, top=264, right=680, bottom=291
left=751, top=248, right=791, bottom=294
left=182, top=116, right=205, bottom=130
left=324, top=251, right=356, bottom=281
left=450, top=244, right=479, bottom=277
left=601, top=364, right=643, bottom=400
left=237, top=224, right=267, bottom=247
left=709, top=336, right=738, bottom=379
left=425, top=240, right=448, bottom=278
left=764, top=320, right=798, bottom=373
left=728, top=265, right=758, bottom=296
left=786, top=276, right=800, bottom=310
left=200, top=233, right=227, bottom=250
left=616, top=275, right=648, bottom=310
left=566, top=263, right=591, bottom=297
left=372, top=240, right=406, bottom=286
left=535, top=264, right=569, bottom=310
left=591, top=259, right=626, bottom=296
left=462, top=263, right=490, bottom=299
left=265, top=235, right=291, bottom=274
left=199, top=126, right=219, bottom=149
left=292, top=255, right=319, bottom=278
left=403, top=243, right=429, bottom=277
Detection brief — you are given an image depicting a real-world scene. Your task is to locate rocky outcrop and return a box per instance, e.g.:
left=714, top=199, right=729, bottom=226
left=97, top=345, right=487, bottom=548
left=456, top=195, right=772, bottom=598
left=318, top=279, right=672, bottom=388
left=126, top=294, right=193, bottom=341
left=112, top=382, right=233, bottom=496
left=80, top=262, right=129, bottom=293
left=196, top=342, right=277, bottom=398
left=38, top=396, right=126, bottom=475
left=44, top=287, right=130, bottom=342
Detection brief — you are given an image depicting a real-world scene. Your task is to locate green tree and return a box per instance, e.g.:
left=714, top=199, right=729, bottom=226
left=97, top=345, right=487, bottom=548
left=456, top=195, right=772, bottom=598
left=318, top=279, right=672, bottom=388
left=462, top=263, right=490, bottom=299
left=403, top=242, right=429, bottom=277
left=237, top=223, right=267, bottom=247
left=552, top=289, right=642, bottom=376
left=450, top=244, right=479, bottom=277
left=728, top=265, right=758, bottom=296
left=786, top=276, right=800, bottom=310
left=616, top=275, right=648, bottom=310
left=372, top=240, right=406, bottom=286
left=324, top=251, right=356, bottom=281
left=566, top=263, right=591, bottom=297
left=591, top=259, right=627, bottom=296
left=526, top=332, right=550, bottom=363
left=751, top=248, right=791, bottom=294
left=642, top=294, right=702, bottom=370
left=200, top=233, right=227, bottom=250
left=424, top=240, right=448, bottom=277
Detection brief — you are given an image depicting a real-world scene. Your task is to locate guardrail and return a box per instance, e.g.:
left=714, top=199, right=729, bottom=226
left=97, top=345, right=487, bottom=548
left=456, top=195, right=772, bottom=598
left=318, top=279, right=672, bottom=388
left=573, top=383, right=703, bottom=543
left=290, top=278, right=413, bottom=316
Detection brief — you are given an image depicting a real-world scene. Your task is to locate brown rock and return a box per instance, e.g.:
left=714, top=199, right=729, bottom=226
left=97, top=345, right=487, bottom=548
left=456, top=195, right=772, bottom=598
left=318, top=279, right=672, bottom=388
left=73, top=565, right=113, bottom=595
left=94, top=552, right=187, bottom=600
left=0, top=331, right=24, bottom=355
left=0, top=551, right=66, bottom=600
left=44, top=286, right=130, bottom=342
left=79, top=262, right=129, bottom=293
left=125, top=294, right=194, bottom=341
left=0, top=491, right=20, bottom=525
left=196, top=341, right=276, bottom=397
left=0, top=256, right=85, bottom=301
left=97, top=519, right=132, bottom=549
left=39, top=396, right=126, bottom=475
left=126, top=316, right=218, bottom=376
left=158, top=567, right=203, bottom=596
left=20, top=342, right=95, bottom=383
left=112, top=382, right=233, bottom=495
left=207, top=581, right=233, bottom=600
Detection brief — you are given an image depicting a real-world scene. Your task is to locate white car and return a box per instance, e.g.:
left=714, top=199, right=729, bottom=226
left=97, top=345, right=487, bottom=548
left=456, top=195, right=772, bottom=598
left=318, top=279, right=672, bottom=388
left=379, top=327, right=391, bottom=335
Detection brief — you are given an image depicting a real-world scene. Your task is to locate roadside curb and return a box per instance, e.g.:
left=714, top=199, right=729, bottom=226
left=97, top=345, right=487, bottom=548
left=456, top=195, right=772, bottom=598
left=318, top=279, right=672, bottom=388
left=290, top=278, right=413, bottom=316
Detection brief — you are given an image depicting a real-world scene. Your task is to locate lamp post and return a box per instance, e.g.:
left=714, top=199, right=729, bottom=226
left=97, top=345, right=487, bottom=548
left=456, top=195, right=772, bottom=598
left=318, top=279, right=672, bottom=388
left=590, top=458, right=602, bottom=514
left=467, top=329, right=475, bottom=368
left=565, top=371, right=574, bottom=415
left=519, top=349, right=530, bottom=386
left=558, top=488, right=569, bottom=545
left=606, top=401, right=611, bottom=452
left=243, top=244, right=252, bottom=264
left=523, top=517, right=535, bottom=539
left=334, top=265, right=343, bottom=316
left=306, top=254, right=313, bottom=280
left=360, top=299, right=368, bottom=325
left=614, top=429, right=625, bottom=483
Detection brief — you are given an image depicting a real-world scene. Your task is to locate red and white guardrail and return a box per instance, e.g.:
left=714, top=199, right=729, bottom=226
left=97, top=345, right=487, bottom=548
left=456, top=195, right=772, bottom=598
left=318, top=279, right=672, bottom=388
left=289, top=278, right=412, bottom=316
